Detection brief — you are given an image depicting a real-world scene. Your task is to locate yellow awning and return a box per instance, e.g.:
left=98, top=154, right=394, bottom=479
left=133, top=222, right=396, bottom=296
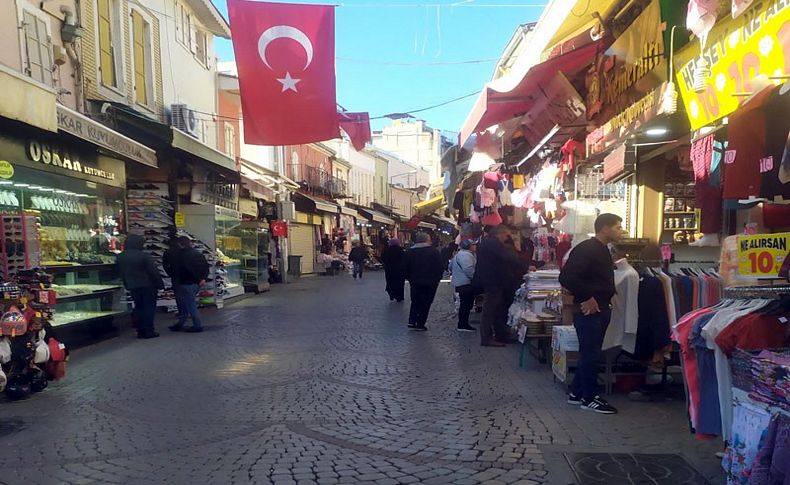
left=414, top=195, right=444, bottom=215
left=547, top=0, right=620, bottom=48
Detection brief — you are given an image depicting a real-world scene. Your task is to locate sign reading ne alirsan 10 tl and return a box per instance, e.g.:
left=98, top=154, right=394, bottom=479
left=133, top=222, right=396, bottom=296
left=676, top=0, right=790, bottom=130
left=737, top=232, right=790, bottom=278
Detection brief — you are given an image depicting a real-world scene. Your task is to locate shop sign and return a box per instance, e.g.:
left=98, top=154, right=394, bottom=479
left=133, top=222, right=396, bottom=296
left=585, top=0, right=665, bottom=124
left=737, top=232, right=790, bottom=278
left=271, top=220, right=288, bottom=237
left=190, top=165, right=239, bottom=210
left=175, top=212, right=185, bottom=228
left=56, top=106, right=157, bottom=168
left=603, top=144, right=631, bottom=182
left=587, top=83, right=669, bottom=156
left=676, top=0, right=790, bottom=130
left=239, top=198, right=258, bottom=217
left=0, top=160, right=13, bottom=179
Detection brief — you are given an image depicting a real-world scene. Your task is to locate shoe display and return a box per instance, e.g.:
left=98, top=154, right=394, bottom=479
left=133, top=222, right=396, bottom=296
left=581, top=396, right=618, bottom=414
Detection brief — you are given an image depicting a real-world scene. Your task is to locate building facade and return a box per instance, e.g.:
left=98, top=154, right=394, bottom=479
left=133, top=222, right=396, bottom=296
left=371, top=119, right=450, bottom=191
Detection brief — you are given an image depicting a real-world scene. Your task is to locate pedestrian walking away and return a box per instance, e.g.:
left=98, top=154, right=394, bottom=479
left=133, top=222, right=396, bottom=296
left=117, top=234, right=164, bottom=339
left=380, top=238, right=406, bottom=301
left=559, top=213, right=622, bottom=415
left=169, top=236, right=210, bottom=333
left=450, top=238, right=479, bottom=332
left=475, top=225, right=523, bottom=347
left=348, top=241, right=368, bottom=279
left=402, top=232, right=444, bottom=331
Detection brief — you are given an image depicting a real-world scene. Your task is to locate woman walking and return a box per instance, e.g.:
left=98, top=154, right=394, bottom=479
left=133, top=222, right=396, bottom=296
left=450, top=239, right=478, bottom=332
left=380, top=238, right=406, bottom=301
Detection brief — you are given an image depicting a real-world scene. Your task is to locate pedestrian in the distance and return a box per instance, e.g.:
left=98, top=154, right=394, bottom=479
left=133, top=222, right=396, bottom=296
left=117, top=234, right=164, bottom=339
left=348, top=241, right=368, bottom=279
left=402, top=232, right=444, bottom=331
left=162, top=237, right=183, bottom=319
left=169, top=236, right=210, bottom=333
left=450, top=238, right=478, bottom=332
left=380, top=238, right=406, bottom=302
left=475, top=225, right=522, bottom=347
left=559, top=213, right=622, bottom=415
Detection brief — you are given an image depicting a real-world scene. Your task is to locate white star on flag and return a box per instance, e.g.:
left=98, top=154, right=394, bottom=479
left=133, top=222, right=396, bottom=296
left=277, top=72, right=301, bottom=92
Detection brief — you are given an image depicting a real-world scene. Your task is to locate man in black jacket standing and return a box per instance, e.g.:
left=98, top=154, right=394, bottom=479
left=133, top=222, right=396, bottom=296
left=476, top=225, right=524, bottom=347
left=117, top=234, right=164, bottom=339
left=169, top=236, right=210, bottom=333
left=559, top=213, right=621, bottom=414
left=402, top=232, right=444, bottom=331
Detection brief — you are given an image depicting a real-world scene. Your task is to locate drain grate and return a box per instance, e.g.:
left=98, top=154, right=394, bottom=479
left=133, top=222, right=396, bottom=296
left=564, top=453, right=710, bottom=485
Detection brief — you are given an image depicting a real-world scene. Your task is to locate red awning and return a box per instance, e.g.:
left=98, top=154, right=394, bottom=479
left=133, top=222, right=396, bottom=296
left=459, top=40, right=603, bottom=147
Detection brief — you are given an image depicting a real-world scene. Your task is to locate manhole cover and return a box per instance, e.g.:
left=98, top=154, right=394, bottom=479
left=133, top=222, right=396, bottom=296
left=564, top=453, right=710, bottom=485
left=0, top=419, right=28, bottom=438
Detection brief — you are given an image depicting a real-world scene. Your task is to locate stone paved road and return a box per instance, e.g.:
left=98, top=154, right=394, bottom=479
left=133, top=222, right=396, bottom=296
left=0, top=274, right=725, bottom=484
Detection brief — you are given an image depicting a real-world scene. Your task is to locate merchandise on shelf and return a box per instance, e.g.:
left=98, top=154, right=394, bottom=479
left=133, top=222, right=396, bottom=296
left=1, top=212, right=40, bottom=280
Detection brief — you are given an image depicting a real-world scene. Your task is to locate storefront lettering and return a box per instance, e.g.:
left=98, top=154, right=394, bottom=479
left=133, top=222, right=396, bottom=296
left=740, top=235, right=788, bottom=251
left=603, top=41, right=662, bottom=106
left=27, top=140, right=115, bottom=181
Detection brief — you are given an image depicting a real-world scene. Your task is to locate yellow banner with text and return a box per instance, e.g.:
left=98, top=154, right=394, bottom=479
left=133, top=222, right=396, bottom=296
left=737, top=232, right=790, bottom=278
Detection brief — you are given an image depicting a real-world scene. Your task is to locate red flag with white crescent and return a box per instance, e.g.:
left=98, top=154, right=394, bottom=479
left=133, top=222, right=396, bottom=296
left=338, top=112, right=371, bottom=151
left=228, top=0, right=339, bottom=145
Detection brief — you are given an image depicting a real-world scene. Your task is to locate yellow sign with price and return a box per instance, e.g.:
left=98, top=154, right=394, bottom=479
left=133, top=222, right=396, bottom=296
left=676, top=0, right=790, bottom=130
left=737, top=232, right=790, bottom=278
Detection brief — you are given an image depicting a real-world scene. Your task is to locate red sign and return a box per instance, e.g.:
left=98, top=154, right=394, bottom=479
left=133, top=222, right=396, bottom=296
left=603, top=145, right=628, bottom=183
left=271, top=220, right=288, bottom=237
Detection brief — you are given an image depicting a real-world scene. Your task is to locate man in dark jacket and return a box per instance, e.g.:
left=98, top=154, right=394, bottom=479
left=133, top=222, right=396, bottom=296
left=117, top=234, right=164, bottom=339
left=348, top=242, right=368, bottom=279
left=559, top=213, right=621, bottom=414
left=380, top=238, right=405, bottom=301
left=402, top=232, right=444, bottom=331
left=169, top=236, right=210, bottom=333
left=476, top=225, right=523, bottom=347
left=162, top=238, right=183, bottom=319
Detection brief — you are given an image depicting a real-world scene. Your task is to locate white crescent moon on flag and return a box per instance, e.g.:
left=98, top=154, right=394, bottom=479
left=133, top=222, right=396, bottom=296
left=258, top=25, right=314, bottom=71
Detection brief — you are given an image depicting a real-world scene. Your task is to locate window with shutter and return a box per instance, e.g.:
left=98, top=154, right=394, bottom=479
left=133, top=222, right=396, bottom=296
left=195, top=30, right=208, bottom=68
left=97, top=0, right=116, bottom=87
left=23, top=11, right=53, bottom=86
left=131, top=10, right=148, bottom=105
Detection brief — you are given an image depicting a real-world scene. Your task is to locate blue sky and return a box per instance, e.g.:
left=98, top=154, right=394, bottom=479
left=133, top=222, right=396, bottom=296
left=211, top=0, right=546, bottom=135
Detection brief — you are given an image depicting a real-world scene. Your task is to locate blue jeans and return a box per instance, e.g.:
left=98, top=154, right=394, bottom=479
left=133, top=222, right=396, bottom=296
left=130, top=287, right=157, bottom=335
left=352, top=262, right=364, bottom=278
left=176, top=283, right=203, bottom=329
left=570, top=309, right=611, bottom=400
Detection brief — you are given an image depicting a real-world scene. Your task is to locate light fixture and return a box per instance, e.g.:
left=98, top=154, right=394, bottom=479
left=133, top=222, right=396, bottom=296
left=76, top=193, right=89, bottom=197
left=28, top=186, right=42, bottom=190
left=13, top=183, right=29, bottom=187
left=662, top=26, right=679, bottom=114
left=55, top=189, right=67, bottom=193
left=645, top=127, right=669, bottom=136
left=693, top=58, right=711, bottom=93
left=0, top=181, right=13, bottom=185
left=39, top=188, right=54, bottom=192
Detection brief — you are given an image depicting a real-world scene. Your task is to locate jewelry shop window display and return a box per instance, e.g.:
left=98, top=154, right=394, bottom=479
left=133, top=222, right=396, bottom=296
left=0, top=135, right=127, bottom=328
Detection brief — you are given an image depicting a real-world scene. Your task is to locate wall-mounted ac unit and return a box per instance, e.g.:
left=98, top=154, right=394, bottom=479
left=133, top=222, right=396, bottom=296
left=169, top=103, right=199, bottom=138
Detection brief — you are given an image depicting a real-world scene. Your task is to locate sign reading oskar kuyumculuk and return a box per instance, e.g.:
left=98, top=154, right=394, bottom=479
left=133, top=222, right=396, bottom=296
left=585, top=0, right=666, bottom=156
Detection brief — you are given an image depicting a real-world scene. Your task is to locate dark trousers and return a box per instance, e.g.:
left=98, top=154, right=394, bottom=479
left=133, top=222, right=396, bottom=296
left=570, top=310, right=611, bottom=400
left=176, top=283, right=203, bottom=329
left=409, top=283, right=438, bottom=328
left=130, top=287, right=157, bottom=335
left=385, top=270, right=405, bottom=301
left=481, top=287, right=509, bottom=343
left=456, top=284, right=477, bottom=328
left=352, top=262, right=364, bottom=278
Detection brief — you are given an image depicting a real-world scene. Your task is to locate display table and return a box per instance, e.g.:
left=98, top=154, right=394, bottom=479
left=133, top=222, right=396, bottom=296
left=519, top=333, right=553, bottom=366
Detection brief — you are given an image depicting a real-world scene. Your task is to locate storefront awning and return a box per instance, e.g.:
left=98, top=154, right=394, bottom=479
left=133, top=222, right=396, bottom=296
left=417, top=221, right=437, bottom=230
left=414, top=195, right=444, bottom=216
left=459, top=39, right=602, bottom=147
left=172, top=128, right=236, bottom=173
left=356, top=206, right=395, bottom=226
left=339, top=205, right=359, bottom=218
left=292, top=192, right=339, bottom=214
left=546, top=0, right=619, bottom=48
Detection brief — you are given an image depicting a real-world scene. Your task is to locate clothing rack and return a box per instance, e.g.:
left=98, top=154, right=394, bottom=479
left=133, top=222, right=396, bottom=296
left=630, top=259, right=718, bottom=273
left=723, top=285, right=790, bottom=299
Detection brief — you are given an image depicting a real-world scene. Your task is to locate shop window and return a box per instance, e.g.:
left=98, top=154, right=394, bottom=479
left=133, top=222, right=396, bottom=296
left=97, top=0, right=122, bottom=89
left=131, top=9, right=153, bottom=107
left=176, top=3, right=191, bottom=48
left=224, top=124, right=236, bottom=158
left=194, top=29, right=209, bottom=68
left=21, top=9, right=53, bottom=86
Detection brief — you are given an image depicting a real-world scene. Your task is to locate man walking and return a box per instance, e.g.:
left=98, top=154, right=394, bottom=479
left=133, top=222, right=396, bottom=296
left=381, top=238, right=406, bottom=301
left=476, top=225, right=522, bottom=347
left=117, top=234, right=164, bottom=339
left=348, top=241, right=368, bottom=279
left=169, top=236, right=210, bottom=333
left=402, top=232, right=444, bottom=331
left=162, top=238, right=183, bottom=319
left=559, top=213, right=622, bottom=414
left=450, top=239, right=478, bottom=332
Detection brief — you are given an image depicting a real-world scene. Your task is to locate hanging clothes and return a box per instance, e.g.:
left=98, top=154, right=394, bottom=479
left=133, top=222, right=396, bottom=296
left=604, top=259, right=639, bottom=352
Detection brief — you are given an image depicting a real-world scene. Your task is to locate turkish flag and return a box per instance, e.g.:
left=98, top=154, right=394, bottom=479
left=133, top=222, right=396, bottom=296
left=228, top=0, right=339, bottom=145
left=338, top=112, right=371, bottom=151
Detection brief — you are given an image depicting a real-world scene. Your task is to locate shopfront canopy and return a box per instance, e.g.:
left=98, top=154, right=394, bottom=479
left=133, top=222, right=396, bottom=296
left=356, top=206, right=395, bottom=226
left=292, top=192, right=339, bottom=214
left=459, top=40, right=602, bottom=147
left=414, top=195, right=444, bottom=216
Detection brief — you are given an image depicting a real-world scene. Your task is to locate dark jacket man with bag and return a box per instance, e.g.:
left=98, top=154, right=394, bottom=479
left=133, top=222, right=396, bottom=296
left=169, top=236, right=210, bottom=333
left=402, top=232, right=444, bottom=331
left=117, top=234, right=164, bottom=339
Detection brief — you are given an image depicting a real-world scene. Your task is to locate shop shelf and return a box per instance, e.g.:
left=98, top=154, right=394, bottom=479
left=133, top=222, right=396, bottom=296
left=50, top=310, right=127, bottom=327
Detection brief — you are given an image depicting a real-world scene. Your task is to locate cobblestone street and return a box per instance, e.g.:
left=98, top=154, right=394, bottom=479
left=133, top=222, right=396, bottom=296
left=0, top=274, right=725, bottom=484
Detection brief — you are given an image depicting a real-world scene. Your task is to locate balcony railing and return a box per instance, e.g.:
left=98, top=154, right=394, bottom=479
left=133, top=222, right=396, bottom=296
left=292, top=166, right=346, bottom=198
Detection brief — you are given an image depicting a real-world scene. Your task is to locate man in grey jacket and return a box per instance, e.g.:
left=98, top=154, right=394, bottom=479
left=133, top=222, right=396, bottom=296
left=117, top=234, right=164, bottom=339
left=450, top=239, right=478, bottom=332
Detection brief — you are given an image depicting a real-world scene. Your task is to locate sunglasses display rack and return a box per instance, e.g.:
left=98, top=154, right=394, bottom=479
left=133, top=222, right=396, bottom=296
left=0, top=212, right=41, bottom=280
left=0, top=269, right=68, bottom=401
left=126, top=184, right=177, bottom=311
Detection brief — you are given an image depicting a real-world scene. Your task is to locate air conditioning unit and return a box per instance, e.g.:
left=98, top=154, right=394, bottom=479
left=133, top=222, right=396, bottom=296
left=169, top=103, right=200, bottom=138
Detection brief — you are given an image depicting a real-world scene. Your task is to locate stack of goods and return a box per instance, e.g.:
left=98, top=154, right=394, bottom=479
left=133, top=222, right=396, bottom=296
left=174, top=230, right=222, bottom=307
left=0, top=269, right=68, bottom=400
left=127, top=184, right=175, bottom=310
left=1, top=212, right=40, bottom=280
left=525, top=270, right=561, bottom=300
left=468, top=170, right=513, bottom=226
left=735, top=349, right=790, bottom=412
left=508, top=274, right=562, bottom=341
left=552, top=324, right=579, bottom=383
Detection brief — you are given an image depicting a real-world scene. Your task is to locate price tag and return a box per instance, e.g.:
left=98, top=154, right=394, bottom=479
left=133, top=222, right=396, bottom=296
left=175, top=212, right=185, bottom=228
left=737, top=233, right=790, bottom=279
